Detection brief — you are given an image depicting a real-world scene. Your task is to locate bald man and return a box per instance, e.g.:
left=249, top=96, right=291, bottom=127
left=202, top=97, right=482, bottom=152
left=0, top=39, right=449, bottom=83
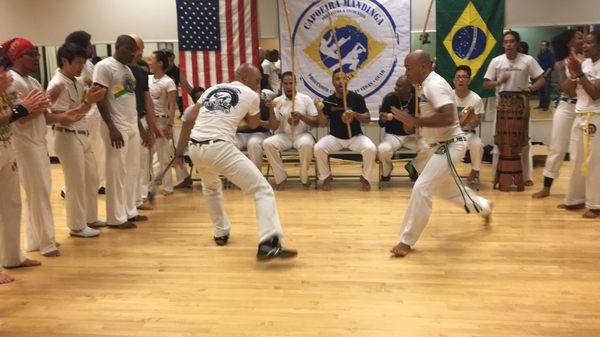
left=93, top=35, right=143, bottom=229
left=390, top=50, right=493, bottom=257
left=174, top=64, right=297, bottom=260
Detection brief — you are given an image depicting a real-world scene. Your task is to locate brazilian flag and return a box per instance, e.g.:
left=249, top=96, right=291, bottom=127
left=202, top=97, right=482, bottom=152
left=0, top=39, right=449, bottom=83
left=436, top=0, right=505, bottom=98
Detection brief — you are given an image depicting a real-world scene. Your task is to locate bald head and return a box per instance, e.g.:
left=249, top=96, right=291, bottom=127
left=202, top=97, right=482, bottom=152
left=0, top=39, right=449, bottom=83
left=404, top=50, right=433, bottom=85
left=234, top=63, right=261, bottom=92
left=394, top=75, right=412, bottom=99
left=128, top=34, right=144, bottom=64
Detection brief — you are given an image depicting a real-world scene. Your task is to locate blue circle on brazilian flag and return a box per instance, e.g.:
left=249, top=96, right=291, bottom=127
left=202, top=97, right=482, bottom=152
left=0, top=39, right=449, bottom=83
left=452, top=26, right=487, bottom=60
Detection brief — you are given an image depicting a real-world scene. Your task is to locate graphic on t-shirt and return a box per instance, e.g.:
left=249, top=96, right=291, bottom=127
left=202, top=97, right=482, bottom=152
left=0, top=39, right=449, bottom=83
left=203, top=87, right=240, bottom=114
left=586, top=123, right=597, bottom=137
left=113, top=74, right=136, bottom=99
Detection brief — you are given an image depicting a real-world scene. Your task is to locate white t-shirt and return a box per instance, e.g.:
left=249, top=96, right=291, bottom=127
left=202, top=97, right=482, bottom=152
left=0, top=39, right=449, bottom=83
left=455, top=90, right=484, bottom=131
left=273, top=92, right=317, bottom=135
left=48, top=69, right=88, bottom=130
left=6, top=70, right=47, bottom=146
left=190, top=81, right=260, bottom=144
left=149, top=74, right=177, bottom=117
left=93, top=56, right=137, bottom=129
left=261, top=59, right=280, bottom=92
left=419, top=71, right=463, bottom=143
left=484, top=53, right=544, bottom=94
left=574, top=58, right=600, bottom=113
left=80, top=59, right=100, bottom=119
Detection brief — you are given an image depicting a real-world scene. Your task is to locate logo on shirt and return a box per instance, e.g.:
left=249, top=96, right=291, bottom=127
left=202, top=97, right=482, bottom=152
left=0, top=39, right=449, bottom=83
left=202, top=87, right=240, bottom=114
left=113, top=74, right=137, bottom=99
left=586, top=123, right=597, bottom=137
left=293, top=1, right=399, bottom=99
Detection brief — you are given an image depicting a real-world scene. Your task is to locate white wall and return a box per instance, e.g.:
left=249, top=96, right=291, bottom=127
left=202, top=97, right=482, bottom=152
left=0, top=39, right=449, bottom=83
left=0, top=0, right=598, bottom=45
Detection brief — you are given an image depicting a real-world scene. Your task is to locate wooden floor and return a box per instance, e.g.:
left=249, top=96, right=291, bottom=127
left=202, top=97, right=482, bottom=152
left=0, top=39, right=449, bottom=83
left=1, top=159, right=599, bottom=337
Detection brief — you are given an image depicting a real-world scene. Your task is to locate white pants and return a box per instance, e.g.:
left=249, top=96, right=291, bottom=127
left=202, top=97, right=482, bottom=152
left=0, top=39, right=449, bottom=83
left=314, top=134, right=377, bottom=183
left=153, top=117, right=175, bottom=193
left=189, top=141, right=284, bottom=243
left=377, top=133, right=429, bottom=177
left=263, top=133, right=315, bottom=184
left=565, top=113, right=600, bottom=209
left=137, top=144, right=151, bottom=203
left=400, top=140, right=492, bottom=246
left=101, top=124, right=140, bottom=225
left=12, top=140, right=57, bottom=254
left=54, top=131, right=99, bottom=231
left=465, top=131, right=483, bottom=171
left=543, top=101, right=576, bottom=179
left=491, top=143, right=533, bottom=182
left=235, top=132, right=269, bottom=169
left=88, top=115, right=105, bottom=188
left=0, top=143, right=26, bottom=269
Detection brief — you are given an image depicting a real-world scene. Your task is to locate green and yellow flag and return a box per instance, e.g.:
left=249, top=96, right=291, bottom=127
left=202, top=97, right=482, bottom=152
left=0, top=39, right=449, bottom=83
left=436, top=0, right=504, bottom=97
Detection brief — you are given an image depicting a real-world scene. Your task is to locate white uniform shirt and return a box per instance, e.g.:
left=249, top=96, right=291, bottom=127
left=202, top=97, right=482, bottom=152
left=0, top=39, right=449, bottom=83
left=455, top=90, right=484, bottom=131
left=419, top=71, right=463, bottom=144
left=484, top=53, right=544, bottom=93
left=261, top=59, right=280, bottom=92
left=6, top=69, right=47, bottom=146
left=149, top=74, right=177, bottom=117
left=92, top=56, right=137, bottom=129
left=574, top=58, right=600, bottom=113
left=48, top=69, right=88, bottom=130
left=190, top=81, right=260, bottom=144
left=80, top=59, right=100, bottom=119
left=273, top=92, right=317, bottom=135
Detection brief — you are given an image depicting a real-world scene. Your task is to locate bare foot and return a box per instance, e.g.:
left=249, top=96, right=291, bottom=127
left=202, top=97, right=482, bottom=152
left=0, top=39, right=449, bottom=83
left=174, top=176, right=192, bottom=189
left=360, top=176, right=371, bottom=191
left=321, top=176, right=332, bottom=191
left=0, top=273, right=14, bottom=284
left=482, top=201, right=494, bottom=225
left=5, top=258, right=42, bottom=269
left=583, top=209, right=600, bottom=219
left=524, top=180, right=534, bottom=187
left=275, top=180, right=287, bottom=191
left=468, top=170, right=479, bottom=183
left=137, top=201, right=154, bottom=210
left=557, top=203, right=585, bottom=210
left=42, top=250, right=61, bottom=257
left=532, top=187, right=550, bottom=199
left=390, top=242, right=411, bottom=257
left=163, top=190, right=174, bottom=196
left=302, top=182, right=311, bottom=190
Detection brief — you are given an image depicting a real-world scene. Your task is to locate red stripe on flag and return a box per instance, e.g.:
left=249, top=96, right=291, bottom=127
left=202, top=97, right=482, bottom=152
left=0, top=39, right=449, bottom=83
left=203, top=51, right=211, bottom=88
left=250, top=0, right=259, bottom=66
left=225, top=0, right=235, bottom=81
left=191, top=51, right=199, bottom=88
left=215, top=51, right=223, bottom=84
left=238, top=0, right=246, bottom=64
left=179, top=50, right=189, bottom=109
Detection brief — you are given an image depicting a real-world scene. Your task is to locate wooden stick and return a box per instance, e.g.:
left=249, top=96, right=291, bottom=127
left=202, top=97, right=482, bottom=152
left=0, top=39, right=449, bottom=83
left=282, top=0, right=297, bottom=139
left=324, top=5, right=352, bottom=138
left=414, top=0, right=434, bottom=139
left=420, top=0, right=434, bottom=48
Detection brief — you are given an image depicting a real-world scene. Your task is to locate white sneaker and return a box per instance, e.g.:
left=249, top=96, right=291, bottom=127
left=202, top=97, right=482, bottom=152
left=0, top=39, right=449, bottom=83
left=87, top=220, right=107, bottom=228
left=70, top=227, right=100, bottom=238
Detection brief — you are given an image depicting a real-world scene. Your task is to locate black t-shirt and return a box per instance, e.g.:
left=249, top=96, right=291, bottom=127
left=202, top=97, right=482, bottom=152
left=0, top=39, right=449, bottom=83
left=166, top=65, right=181, bottom=87
left=323, top=91, right=367, bottom=139
left=238, top=99, right=270, bottom=133
left=378, top=92, right=416, bottom=136
left=128, top=65, right=149, bottom=119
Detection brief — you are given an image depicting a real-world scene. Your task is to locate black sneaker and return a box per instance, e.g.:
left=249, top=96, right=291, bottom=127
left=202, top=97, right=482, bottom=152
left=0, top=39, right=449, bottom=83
left=381, top=175, right=391, bottom=182
left=98, top=186, right=106, bottom=195
left=214, top=235, right=229, bottom=246
left=404, top=162, right=419, bottom=182
left=256, top=236, right=298, bottom=261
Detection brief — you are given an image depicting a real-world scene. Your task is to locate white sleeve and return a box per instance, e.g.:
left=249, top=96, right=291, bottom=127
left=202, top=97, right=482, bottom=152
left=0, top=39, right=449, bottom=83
left=49, top=81, right=70, bottom=112
left=248, top=92, right=260, bottom=116
left=473, top=95, right=485, bottom=115
left=528, top=56, right=544, bottom=79
left=483, top=58, right=497, bottom=81
left=304, top=95, right=318, bottom=117
left=166, top=78, right=177, bottom=93
left=93, top=63, right=111, bottom=88
left=428, top=80, right=455, bottom=109
left=181, top=104, right=196, bottom=123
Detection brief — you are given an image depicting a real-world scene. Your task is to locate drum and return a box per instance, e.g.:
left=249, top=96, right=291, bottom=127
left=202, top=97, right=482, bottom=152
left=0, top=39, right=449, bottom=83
left=494, top=91, right=530, bottom=192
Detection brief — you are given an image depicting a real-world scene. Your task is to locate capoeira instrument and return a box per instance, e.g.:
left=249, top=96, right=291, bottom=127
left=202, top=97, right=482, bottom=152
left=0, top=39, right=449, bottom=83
left=282, top=0, right=297, bottom=139
left=324, top=4, right=352, bottom=138
left=494, top=91, right=530, bottom=191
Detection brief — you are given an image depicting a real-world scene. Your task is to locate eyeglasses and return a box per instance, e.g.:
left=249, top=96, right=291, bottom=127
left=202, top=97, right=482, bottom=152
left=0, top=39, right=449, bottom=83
left=455, top=75, right=470, bottom=79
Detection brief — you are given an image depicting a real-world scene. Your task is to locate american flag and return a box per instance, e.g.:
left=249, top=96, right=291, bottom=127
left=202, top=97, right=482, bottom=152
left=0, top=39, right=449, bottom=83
left=176, top=0, right=259, bottom=107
